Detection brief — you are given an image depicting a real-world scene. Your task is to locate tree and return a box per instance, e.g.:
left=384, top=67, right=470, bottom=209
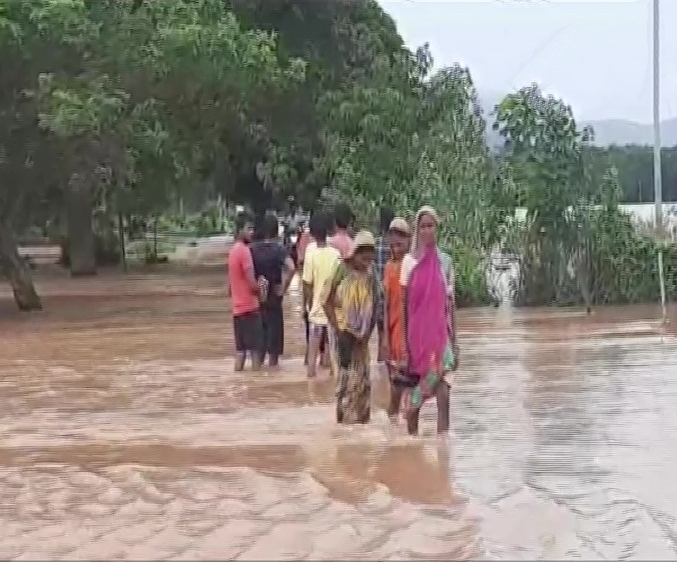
left=0, top=0, right=305, bottom=308
left=493, top=85, right=594, bottom=305
left=34, top=0, right=305, bottom=274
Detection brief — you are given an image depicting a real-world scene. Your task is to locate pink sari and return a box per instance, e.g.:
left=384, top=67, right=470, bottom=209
left=407, top=243, right=449, bottom=375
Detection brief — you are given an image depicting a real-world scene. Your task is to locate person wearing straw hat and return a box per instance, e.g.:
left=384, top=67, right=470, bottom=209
left=399, top=205, right=458, bottom=435
left=321, top=230, right=381, bottom=424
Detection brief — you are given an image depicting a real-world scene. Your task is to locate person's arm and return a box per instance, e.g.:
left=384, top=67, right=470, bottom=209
left=276, top=245, right=295, bottom=296
left=242, top=247, right=259, bottom=295
left=280, top=255, right=295, bottom=295
left=445, top=260, right=459, bottom=370
left=369, top=272, right=380, bottom=334
left=446, top=261, right=457, bottom=345
left=382, top=275, right=390, bottom=359
left=301, top=250, right=314, bottom=313
left=399, top=256, right=412, bottom=364
left=402, top=285, right=409, bottom=366
left=321, top=262, right=342, bottom=333
left=296, top=233, right=307, bottom=271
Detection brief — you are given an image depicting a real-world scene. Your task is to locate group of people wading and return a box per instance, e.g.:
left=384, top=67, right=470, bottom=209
left=227, top=203, right=458, bottom=435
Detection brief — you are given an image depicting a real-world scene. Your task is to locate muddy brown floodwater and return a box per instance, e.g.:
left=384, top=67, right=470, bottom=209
left=2, top=265, right=677, bottom=560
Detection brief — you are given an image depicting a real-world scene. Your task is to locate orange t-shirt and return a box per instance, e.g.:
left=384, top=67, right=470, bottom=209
left=384, top=259, right=406, bottom=363
left=228, top=241, right=260, bottom=317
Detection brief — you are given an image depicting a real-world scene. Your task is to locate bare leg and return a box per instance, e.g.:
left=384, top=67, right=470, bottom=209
left=336, top=394, right=344, bottom=423
left=436, top=380, right=450, bottom=433
left=387, top=369, right=403, bottom=421
left=327, top=328, right=338, bottom=379
left=251, top=351, right=263, bottom=371
left=303, top=313, right=309, bottom=365
left=234, top=352, right=246, bottom=372
left=319, top=329, right=330, bottom=369
left=387, top=387, right=403, bottom=422
left=406, top=407, right=420, bottom=436
left=307, top=333, right=320, bottom=378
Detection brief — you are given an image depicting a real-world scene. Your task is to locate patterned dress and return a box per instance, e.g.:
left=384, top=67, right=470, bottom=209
left=322, top=262, right=380, bottom=424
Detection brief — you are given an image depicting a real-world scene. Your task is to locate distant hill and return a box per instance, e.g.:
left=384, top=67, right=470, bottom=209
left=582, top=118, right=677, bottom=147
left=478, top=89, right=677, bottom=148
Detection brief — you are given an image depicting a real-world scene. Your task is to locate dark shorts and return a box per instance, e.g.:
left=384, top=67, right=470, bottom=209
left=261, top=303, right=284, bottom=356
left=308, top=322, right=327, bottom=340
left=233, top=310, right=264, bottom=353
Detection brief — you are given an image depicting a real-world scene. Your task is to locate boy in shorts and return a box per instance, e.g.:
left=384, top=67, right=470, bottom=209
left=302, top=211, right=340, bottom=378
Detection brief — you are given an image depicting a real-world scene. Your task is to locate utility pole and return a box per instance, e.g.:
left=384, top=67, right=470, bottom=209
left=653, top=0, right=663, bottom=233
left=653, top=0, right=667, bottom=324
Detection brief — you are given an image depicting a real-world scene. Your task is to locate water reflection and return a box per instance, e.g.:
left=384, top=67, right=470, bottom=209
left=1, top=270, right=677, bottom=559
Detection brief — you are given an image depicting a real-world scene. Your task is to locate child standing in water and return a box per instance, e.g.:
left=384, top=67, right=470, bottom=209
left=302, top=212, right=340, bottom=378
left=381, top=217, right=412, bottom=421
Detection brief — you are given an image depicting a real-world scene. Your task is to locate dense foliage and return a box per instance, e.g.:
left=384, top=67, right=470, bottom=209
left=0, top=0, right=674, bottom=310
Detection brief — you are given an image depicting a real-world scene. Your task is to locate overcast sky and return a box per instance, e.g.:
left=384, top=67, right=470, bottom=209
left=380, top=0, right=677, bottom=123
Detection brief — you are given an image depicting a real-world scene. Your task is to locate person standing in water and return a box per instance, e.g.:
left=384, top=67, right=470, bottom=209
left=302, top=211, right=340, bottom=378
left=228, top=212, right=264, bottom=371
left=374, top=206, right=394, bottom=363
left=298, top=212, right=329, bottom=366
left=297, top=214, right=315, bottom=364
left=380, top=217, right=412, bottom=421
left=328, top=202, right=354, bottom=259
left=322, top=230, right=380, bottom=424
left=250, top=213, right=296, bottom=368
left=399, top=206, right=459, bottom=435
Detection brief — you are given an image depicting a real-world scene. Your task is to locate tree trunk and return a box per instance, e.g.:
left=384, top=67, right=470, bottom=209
left=153, top=215, right=158, bottom=258
left=0, top=222, right=42, bottom=311
left=66, top=173, right=97, bottom=276
left=118, top=211, right=127, bottom=272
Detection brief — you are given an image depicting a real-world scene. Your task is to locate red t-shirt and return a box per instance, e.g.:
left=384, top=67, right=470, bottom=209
left=228, top=241, right=260, bottom=317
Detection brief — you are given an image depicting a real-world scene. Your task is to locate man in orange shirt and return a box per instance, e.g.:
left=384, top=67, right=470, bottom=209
left=381, top=217, right=412, bottom=421
left=228, top=213, right=264, bottom=371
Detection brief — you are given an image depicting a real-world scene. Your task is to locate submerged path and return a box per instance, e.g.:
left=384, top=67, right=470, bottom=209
left=1, top=267, right=676, bottom=560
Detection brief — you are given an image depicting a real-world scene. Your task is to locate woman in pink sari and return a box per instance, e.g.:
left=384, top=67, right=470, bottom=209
left=399, top=206, right=458, bottom=435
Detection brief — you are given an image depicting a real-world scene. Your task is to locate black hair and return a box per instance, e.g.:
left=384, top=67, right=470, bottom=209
left=252, top=213, right=265, bottom=241
left=262, top=212, right=279, bottom=239
left=235, top=212, right=253, bottom=238
left=309, top=211, right=329, bottom=242
left=379, top=206, right=395, bottom=233
left=333, top=202, right=353, bottom=230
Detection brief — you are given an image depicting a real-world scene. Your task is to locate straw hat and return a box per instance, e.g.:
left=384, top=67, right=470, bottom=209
left=388, top=217, right=411, bottom=235
left=345, top=230, right=376, bottom=259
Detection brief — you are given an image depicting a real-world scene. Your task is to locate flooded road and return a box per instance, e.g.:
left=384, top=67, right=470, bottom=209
left=1, top=267, right=677, bottom=560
